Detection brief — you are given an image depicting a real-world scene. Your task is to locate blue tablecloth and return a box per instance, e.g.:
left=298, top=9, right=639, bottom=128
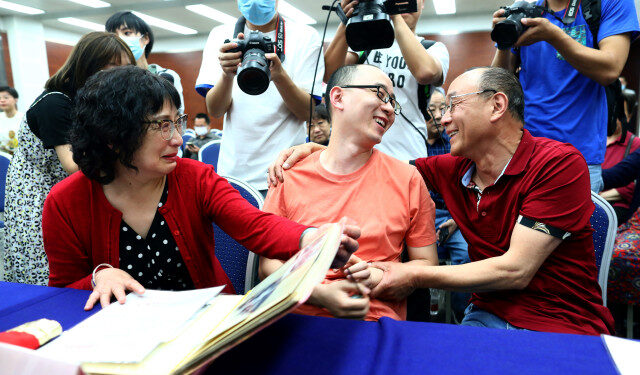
left=0, top=282, right=617, bottom=374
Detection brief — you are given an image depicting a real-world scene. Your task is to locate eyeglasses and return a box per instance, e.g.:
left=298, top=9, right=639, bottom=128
left=443, top=89, right=496, bottom=115
left=144, top=114, right=188, bottom=141
left=339, top=84, right=402, bottom=115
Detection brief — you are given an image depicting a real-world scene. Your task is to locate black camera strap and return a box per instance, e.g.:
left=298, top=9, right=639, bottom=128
left=233, top=15, right=285, bottom=62
left=542, top=0, right=581, bottom=25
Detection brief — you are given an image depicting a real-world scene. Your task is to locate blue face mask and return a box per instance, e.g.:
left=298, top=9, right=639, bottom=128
left=238, top=0, right=276, bottom=26
left=121, top=35, right=144, bottom=61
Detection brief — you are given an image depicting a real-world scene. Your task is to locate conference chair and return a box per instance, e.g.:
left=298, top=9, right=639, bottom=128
left=213, top=129, right=223, bottom=137
left=590, top=191, right=617, bottom=307
left=214, top=176, right=263, bottom=294
left=198, top=140, right=221, bottom=171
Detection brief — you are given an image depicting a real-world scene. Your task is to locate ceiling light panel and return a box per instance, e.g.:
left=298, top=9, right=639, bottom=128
left=65, top=0, right=111, bottom=8
left=58, top=17, right=104, bottom=31
left=133, top=11, right=198, bottom=35
left=185, top=4, right=236, bottom=24
left=0, top=0, right=44, bottom=15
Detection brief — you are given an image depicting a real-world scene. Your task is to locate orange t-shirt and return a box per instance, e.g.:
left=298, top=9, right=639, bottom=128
left=263, top=149, right=436, bottom=320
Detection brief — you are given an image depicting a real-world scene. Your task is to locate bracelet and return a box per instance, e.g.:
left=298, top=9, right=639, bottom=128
left=91, top=263, right=114, bottom=288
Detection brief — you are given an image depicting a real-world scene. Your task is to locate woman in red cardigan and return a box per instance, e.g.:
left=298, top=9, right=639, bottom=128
left=42, top=66, right=359, bottom=310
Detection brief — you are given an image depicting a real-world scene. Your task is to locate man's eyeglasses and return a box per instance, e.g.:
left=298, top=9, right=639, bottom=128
left=339, top=84, right=402, bottom=115
left=443, top=89, right=496, bottom=115
left=145, top=114, right=188, bottom=141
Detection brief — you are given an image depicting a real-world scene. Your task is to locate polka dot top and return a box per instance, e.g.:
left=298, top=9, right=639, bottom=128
left=119, top=180, right=195, bottom=291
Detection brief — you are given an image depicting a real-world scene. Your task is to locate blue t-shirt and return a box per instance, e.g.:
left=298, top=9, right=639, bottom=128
left=516, top=0, right=639, bottom=165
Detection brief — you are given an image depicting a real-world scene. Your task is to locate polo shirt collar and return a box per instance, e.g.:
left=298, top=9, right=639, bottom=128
left=503, top=129, right=534, bottom=176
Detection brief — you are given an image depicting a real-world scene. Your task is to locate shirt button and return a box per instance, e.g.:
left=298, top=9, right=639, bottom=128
left=173, top=230, right=180, bottom=236
left=481, top=211, right=487, bottom=217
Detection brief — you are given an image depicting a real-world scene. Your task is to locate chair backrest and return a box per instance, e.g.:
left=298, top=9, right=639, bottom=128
left=181, top=133, right=194, bottom=151
left=0, top=151, right=11, bottom=212
left=213, top=176, right=264, bottom=294
left=213, top=129, right=223, bottom=137
left=198, top=140, right=221, bottom=171
left=590, top=192, right=617, bottom=307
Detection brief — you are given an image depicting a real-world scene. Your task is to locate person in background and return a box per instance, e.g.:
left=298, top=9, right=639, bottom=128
left=491, top=0, right=639, bottom=192
left=196, top=0, right=324, bottom=197
left=105, top=11, right=184, bottom=114
left=0, top=86, right=22, bottom=154
left=183, top=113, right=220, bottom=160
left=600, top=119, right=640, bottom=225
left=308, top=103, right=331, bottom=146
left=42, top=66, right=360, bottom=309
left=2, top=32, right=134, bottom=285
left=261, top=64, right=437, bottom=321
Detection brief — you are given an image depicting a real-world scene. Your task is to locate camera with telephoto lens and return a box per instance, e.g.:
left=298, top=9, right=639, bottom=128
left=224, top=30, right=275, bottom=95
left=340, top=0, right=417, bottom=51
left=491, top=1, right=546, bottom=50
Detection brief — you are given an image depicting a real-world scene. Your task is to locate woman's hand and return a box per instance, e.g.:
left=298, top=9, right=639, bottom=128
left=309, top=280, right=370, bottom=319
left=342, top=255, right=383, bottom=290
left=84, top=268, right=145, bottom=310
left=268, top=143, right=327, bottom=187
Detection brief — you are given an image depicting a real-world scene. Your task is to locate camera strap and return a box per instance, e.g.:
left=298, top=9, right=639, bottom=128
left=542, top=0, right=581, bottom=25
left=233, top=15, right=285, bottom=62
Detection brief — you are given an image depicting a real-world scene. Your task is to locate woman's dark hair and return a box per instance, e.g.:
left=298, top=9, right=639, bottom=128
left=0, top=86, right=18, bottom=99
left=71, top=65, right=181, bottom=184
left=313, top=103, right=330, bottom=123
left=105, top=11, right=154, bottom=58
left=45, top=32, right=134, bottom=97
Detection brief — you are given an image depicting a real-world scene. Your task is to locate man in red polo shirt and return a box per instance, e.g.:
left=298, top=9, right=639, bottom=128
left=371, top=67, right=614, bottom=335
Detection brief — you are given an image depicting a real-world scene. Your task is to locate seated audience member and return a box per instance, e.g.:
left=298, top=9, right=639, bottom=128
left=421, top=87, right=470, bottom=319
left=105, top=11, right=184, bottom=113
left=3, top=32, right=134, bottom=286
left=308, top=104, right=331, bottom=146
left=42, top=66, right=359, bottom=310
left=183, top=113, right=220, bottom=160
left=603, top=148, right=640, bottom=222
left=269, top=67, right=614, bottom=335
left=600, top=120, right=640, bottom=224
left=260, top=64, right=438, bottom=321
left=0, top=86, right=22, bottom=154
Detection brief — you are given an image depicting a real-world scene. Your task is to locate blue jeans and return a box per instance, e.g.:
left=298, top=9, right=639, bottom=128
left=588, top=164, right=603, bottom=193
left=461, top=303, right=527, bottom=330
left=435, top=208, right=471, bottom=317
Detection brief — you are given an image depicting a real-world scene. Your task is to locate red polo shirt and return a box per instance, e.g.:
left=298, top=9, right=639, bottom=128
left=603, top=132, right=640, bottom=209
left=414, top=130, right=614, bottom=335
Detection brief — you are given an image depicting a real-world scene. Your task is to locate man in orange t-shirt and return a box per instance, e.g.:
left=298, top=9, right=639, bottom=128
left=260, top=65, right=437, bottom=321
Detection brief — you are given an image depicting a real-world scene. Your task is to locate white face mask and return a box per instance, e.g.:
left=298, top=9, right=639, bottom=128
left=194, top=126, right=209, bottom=136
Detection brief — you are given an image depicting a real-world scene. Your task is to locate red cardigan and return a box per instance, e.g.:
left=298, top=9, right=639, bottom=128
left=43, top=158, right=307, bottom=293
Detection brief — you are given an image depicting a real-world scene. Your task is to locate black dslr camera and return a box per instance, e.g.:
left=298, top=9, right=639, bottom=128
left=491, top=1, right=546, bottom=50
left=337, top=0, right=417, bottom=51
left=224, top=30, right=275, bottom=95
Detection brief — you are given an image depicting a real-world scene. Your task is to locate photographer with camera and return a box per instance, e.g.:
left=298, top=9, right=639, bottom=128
left=491, top=0, right=639, bottom=192
left=196, top=0, right=324, bottom=196
left=324, top=0, right=449, bottom=161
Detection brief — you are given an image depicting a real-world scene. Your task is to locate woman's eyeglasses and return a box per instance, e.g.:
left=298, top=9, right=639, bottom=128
left=145, top=114, right=188, bottom=141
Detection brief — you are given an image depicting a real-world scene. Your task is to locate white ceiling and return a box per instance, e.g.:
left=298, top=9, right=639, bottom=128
left=0, top=0, right=508, bottom=39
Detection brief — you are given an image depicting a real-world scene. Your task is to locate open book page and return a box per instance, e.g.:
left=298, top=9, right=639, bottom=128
left=40, top=286, right=224, bottom=364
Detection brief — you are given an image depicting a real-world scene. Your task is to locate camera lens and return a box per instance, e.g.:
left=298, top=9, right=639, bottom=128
left=491, top=19, right=523, bottom=50
left=237, top=49, right=271, bottom=95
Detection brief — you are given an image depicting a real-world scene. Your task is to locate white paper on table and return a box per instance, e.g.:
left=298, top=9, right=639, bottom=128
left=39, top=286, right=224, bottom=364
left=601, top=334, right=640, bottom=374
left=0, top=342, right=84, bottom=375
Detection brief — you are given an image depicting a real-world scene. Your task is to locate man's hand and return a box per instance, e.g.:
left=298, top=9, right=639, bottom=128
left=84, top=268, right=145, bottom=310
left=342, top=255, right=384, bottom=290
left=267, top=143, right=327, bottom=186
left=265, top=53, right=286, bottom=84
left=186, top=144, right=200, bottom=154
left=219, top=33, right=244, bottom=78
left=340, top=0, right=359, bottom=18
left=310, top=280, right=370, bottom=319
left=436, top=219, right=457, bottom=244
left=369, top=261, right=417, bottom=301
left=515, top=18, right=563, bottom=47
left=300, top=222, right=361, bottom=269
left=491, top=9, right=506, bottom=29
